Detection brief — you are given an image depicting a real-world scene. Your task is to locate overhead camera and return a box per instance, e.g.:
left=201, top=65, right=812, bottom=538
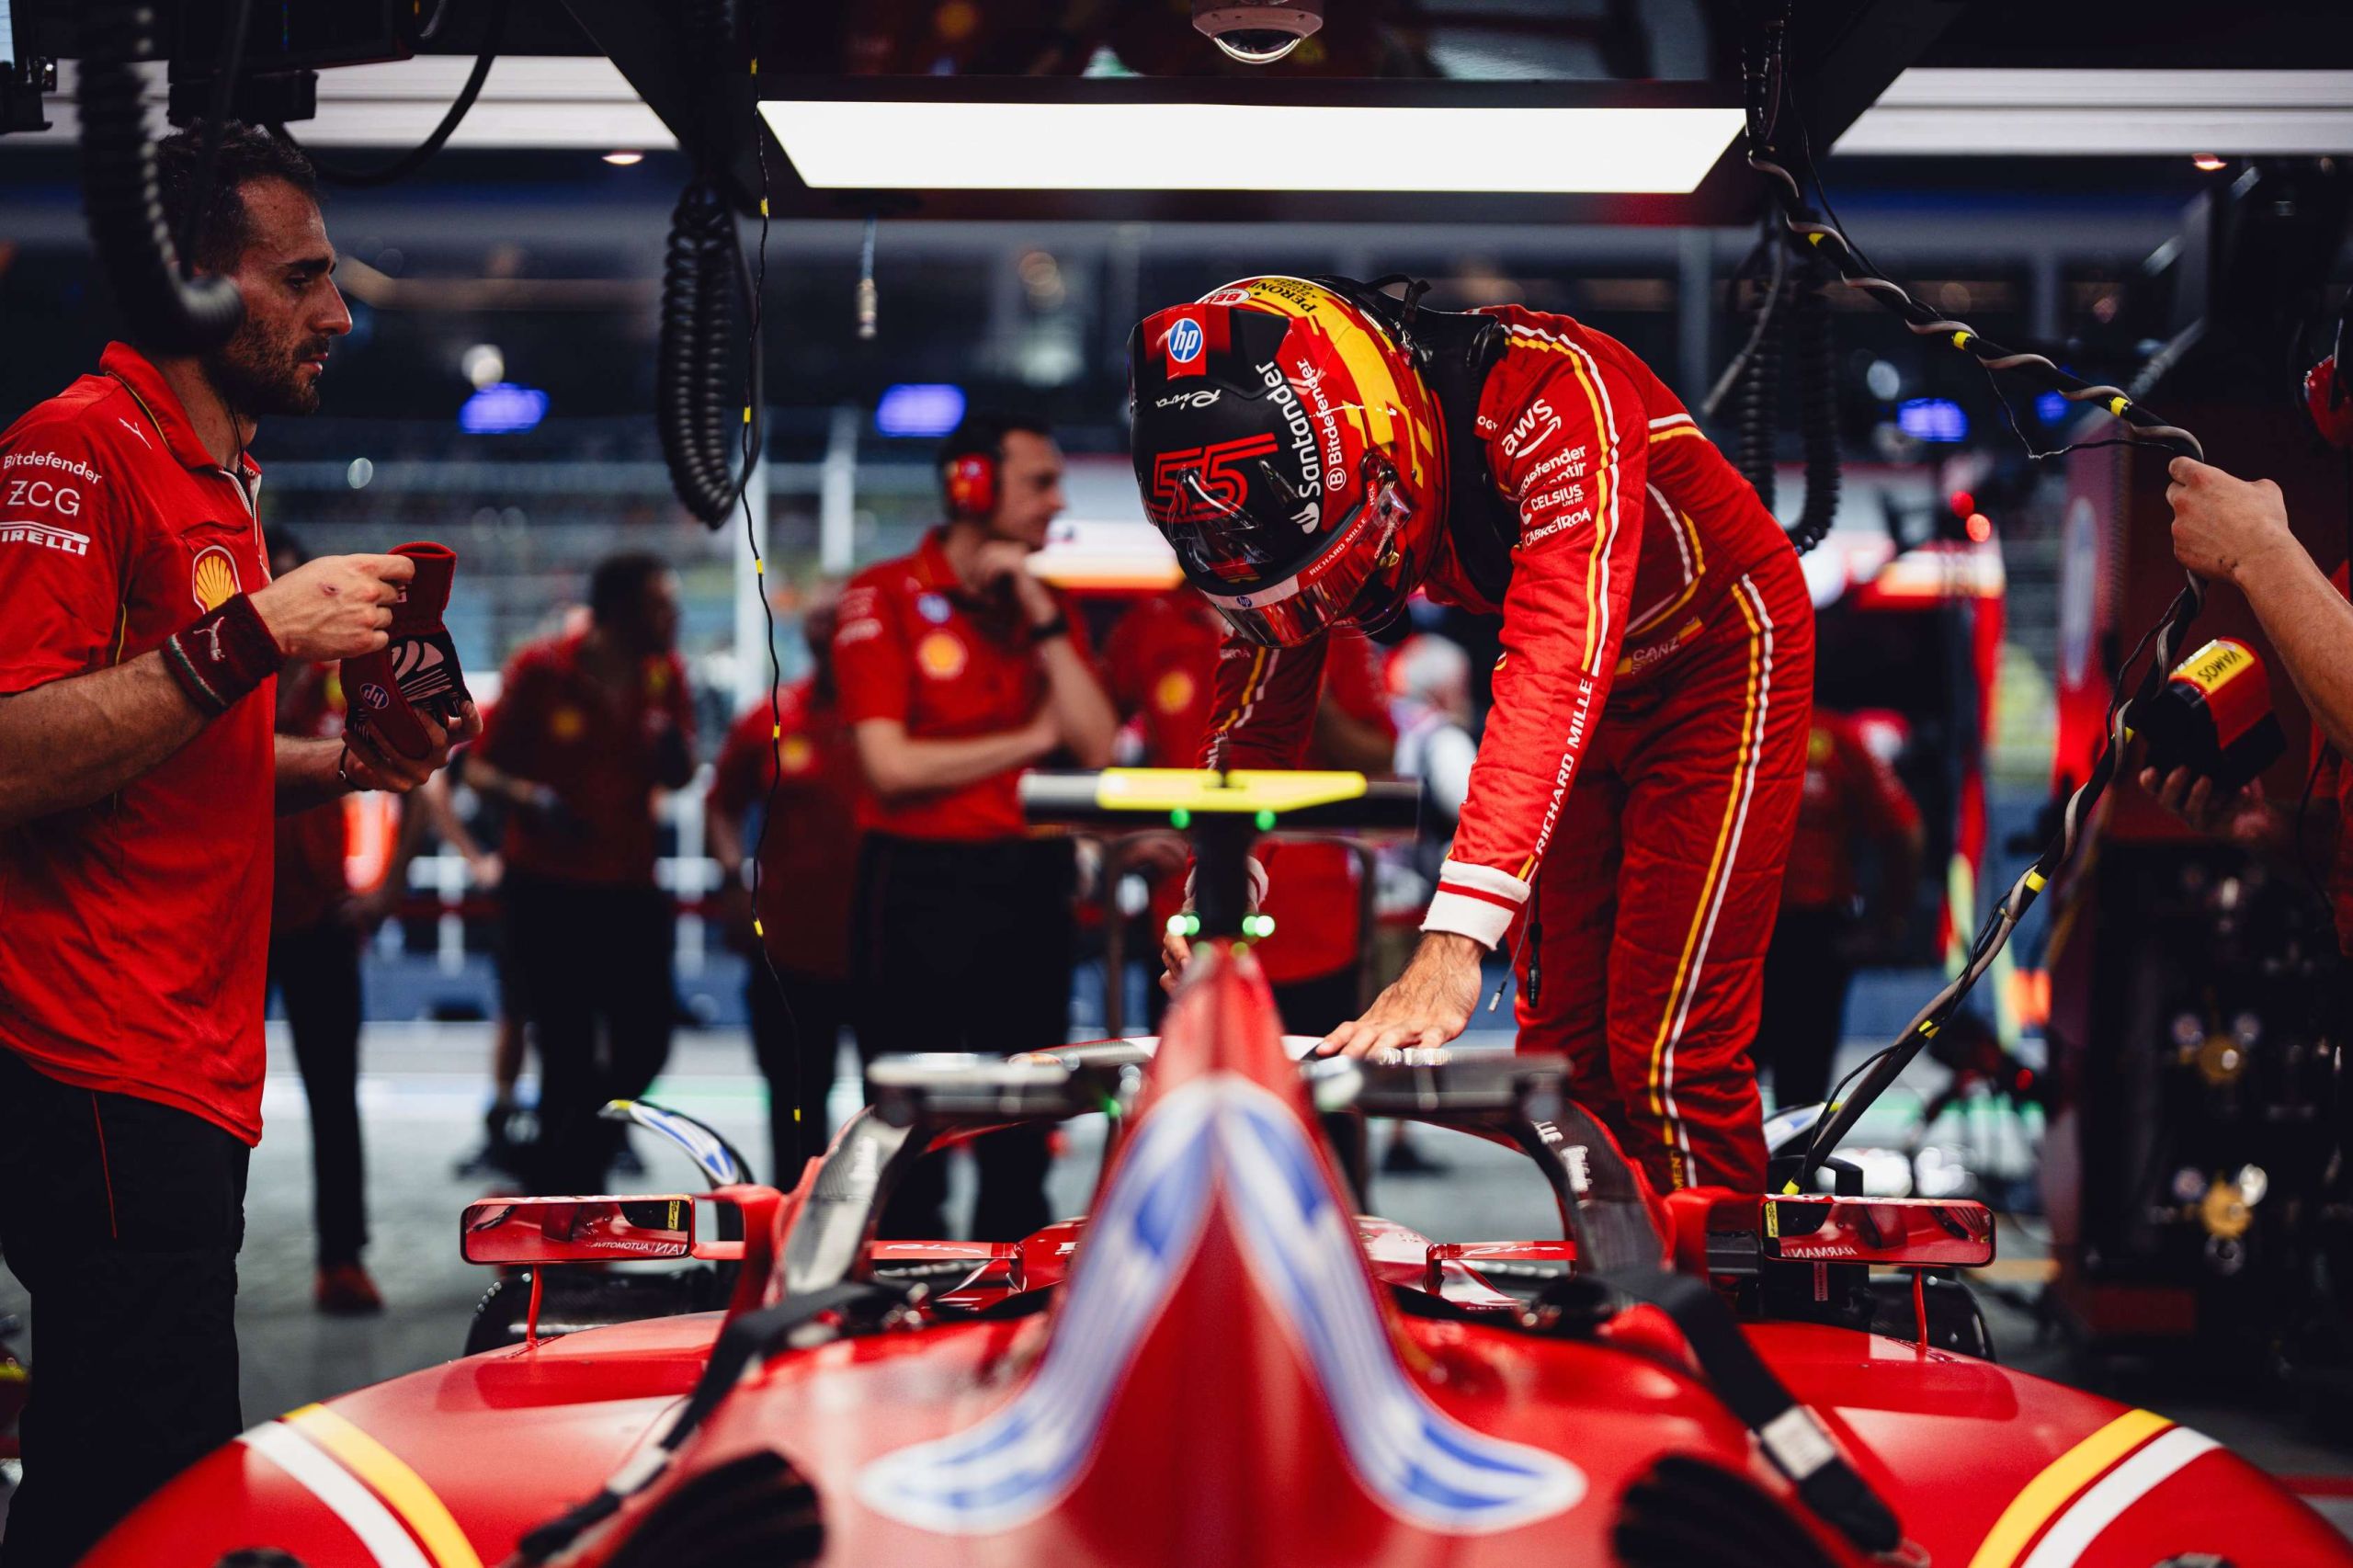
left=1192, top=1, right=1324, bottom=65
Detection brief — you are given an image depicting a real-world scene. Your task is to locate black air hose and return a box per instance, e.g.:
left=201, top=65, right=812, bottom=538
left=76, top=4, right=244, bottom=354
left=1734, top=271, right=1789, bottom=514
left=656, top=0, right=762, bottom=528
left=1786, top=265, right=1841, bottom=555
left=657, top=179, right=759, bottom=527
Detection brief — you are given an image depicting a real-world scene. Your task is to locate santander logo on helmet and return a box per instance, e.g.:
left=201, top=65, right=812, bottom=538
left=1126, top=276, right=1447, bottom=648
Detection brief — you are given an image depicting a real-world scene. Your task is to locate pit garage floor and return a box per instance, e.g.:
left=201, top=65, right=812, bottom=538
left=5, top=1020, right=2352, bottom=1544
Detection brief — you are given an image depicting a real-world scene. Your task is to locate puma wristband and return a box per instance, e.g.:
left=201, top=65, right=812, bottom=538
left=163, top=593, right=282, bottom=715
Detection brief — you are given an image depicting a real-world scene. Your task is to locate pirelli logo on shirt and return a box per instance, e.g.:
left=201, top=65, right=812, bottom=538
left=0, top=519, right=92, bottom=556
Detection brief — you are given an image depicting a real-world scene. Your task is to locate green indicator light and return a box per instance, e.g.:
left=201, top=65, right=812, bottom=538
left=1255, top=809, right=1277, bottom=831
left=1165, top=914, right=1188, bottom=937
left=1170, top=807, right=1192, bottom=830
left=1183, top=913, right=1201, bottom=936
left=1241, top=914, right=1277, bottom=938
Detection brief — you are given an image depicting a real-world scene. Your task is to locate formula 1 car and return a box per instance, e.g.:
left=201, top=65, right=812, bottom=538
left=87, top=772, right=2353, bottom=1567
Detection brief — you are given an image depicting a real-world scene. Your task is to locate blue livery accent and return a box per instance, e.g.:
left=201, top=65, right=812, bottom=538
left=856, top=1076, right=1583, bottom=1537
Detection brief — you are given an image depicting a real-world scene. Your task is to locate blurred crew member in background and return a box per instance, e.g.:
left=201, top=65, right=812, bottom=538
left=264, top=528, right=433, bottom=1314
left=411, top=748, right=529, bottom=1176
left=1132, top=277, right=1813, bottom=1194
left=835, top=414, right=1117, bottom=1239
left=1105, top=588, right=1393, bottom=1190
left=0, top=126, right=472, bottom=1567
left=710, top=590, right=867, bottom=1183
left=1756, top=710, right=1922, bottom=1111
left=1104, top=586, right=1394, bottom=1031
left=1388, top=632, right=1479, bottom=833
left=471, top=554, right=696, bottom=1194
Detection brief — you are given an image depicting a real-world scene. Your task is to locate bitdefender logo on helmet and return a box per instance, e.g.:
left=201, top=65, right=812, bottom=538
left=1167, top=318, right=1205, bottom=364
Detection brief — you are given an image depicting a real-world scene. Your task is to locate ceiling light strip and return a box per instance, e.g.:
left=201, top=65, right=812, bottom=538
left=759, top=100, right=1742, bottom=194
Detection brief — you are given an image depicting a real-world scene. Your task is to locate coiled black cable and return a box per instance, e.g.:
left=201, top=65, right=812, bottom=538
left=75, top=2, right=244, bottom=354
left=1787, top=264, right=1841, bottom=556
left=1733, top=272, right=1786, bottom=511
left=658, top=179, right=759, bottom=526
left=657, top=0, right=763, bottom=528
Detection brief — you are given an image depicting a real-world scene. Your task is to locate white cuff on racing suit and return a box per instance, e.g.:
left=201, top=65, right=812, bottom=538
left=1420, top=858, right=1530, bottom=951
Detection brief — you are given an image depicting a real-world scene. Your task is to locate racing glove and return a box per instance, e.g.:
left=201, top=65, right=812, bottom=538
left=344, top=540, right=472, bottom=761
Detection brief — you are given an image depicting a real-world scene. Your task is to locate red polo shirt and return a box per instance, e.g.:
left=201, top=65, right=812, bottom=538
left=833, top=528, right=1090, bottom=842
left=0, top=343, right=275, bottom=1143
left=1105, top=589, right=1392, bottom=983
left=710, top=678, right=864, bottom=980
left=475, top=630, right=694, bottom=886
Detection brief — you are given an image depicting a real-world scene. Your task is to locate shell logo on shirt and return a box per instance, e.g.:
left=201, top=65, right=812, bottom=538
left=1154, top=668, right=1197, bottom=716
left=191, top=544, right=241, bottom=611
left=550, top=706, right=585, bottom=741
left=779, top=733, right=815, bottom=774
left=916, top=631, right=969, bottom=681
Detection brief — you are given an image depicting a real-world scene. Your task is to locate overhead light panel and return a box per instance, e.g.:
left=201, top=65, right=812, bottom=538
left=1838, top=70, right=2353, bottom=157
left=759, top=99, right=1743, bottom=195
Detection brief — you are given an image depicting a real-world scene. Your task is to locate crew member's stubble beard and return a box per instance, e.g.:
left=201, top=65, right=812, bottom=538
left=202, top=318, right=328, bottom=421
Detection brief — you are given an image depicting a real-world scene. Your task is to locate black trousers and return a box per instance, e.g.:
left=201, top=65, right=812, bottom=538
left=1756, top=904, right=1856, bottom=1111
left=267, top=918, right=368, bottom=1267
left=854, top=834, right=1074, bottom=1242
left=746, top=967, right=858, bottom=1187
left=502, top=874, right=676, bottom=1194
left=0, top=1052, right=250, bottom=1568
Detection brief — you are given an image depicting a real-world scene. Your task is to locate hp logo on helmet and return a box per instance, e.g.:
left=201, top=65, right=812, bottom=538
left=1168, top=318, right=1205, bottom=365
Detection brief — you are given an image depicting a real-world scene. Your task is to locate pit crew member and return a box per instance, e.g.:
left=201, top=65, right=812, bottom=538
left=0, top=126, right=472, bottom=1568
left=265, top=527, right=438, bottom=1316
left=834, top=413, right=1117, bottom=1239
left=1103, top=585, right=1394, bottom=1035
left=2144, top=457, right=2353, bottom=950
left=1756, top=709, right=1922, bottom=1110
left=709, top=591, right=867, bottom=1182
left=1131, top=277, right=1813, bottom=1193
left=470, top=553, right=697, bottom=1195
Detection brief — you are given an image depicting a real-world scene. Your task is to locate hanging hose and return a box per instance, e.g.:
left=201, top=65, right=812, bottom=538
left=1786, top=261, right=1841, bottom=555
left=658, top=179, right=759, bottom=527
left=75, top=3, right=244, bottom=354
left=275, top=0, right=509, bottom=188
left=1731, top=5, right=2211, bottom=1185
left=656, top=0, right=763, bottom=528
left=1711, top=244, right=1836, bottom=557
left=1733, top=271, right=1787, bottom=513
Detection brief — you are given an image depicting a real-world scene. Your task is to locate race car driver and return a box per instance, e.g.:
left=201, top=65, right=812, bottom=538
left=1131, top=277, right=1813, bottom=1193
left=0, top=126, right=472, bottom=1568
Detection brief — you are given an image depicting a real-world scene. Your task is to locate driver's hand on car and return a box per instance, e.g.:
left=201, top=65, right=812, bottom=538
left=1316, top=932, right=1483, bottom=1059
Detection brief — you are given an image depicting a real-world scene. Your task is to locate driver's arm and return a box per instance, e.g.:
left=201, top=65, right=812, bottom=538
left=1426, top=348, right=1649, bottom=950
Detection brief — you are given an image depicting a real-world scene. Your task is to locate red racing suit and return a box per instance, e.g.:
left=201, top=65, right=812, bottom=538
left=1202, top=305, right=1813, bottom=1191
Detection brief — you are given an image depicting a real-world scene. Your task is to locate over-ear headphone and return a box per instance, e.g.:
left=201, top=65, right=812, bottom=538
left=945, top=450, right=998, bottom=519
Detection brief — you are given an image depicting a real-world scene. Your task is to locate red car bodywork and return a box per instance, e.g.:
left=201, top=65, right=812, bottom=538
left=93, top=943, right=2350, bottom=1568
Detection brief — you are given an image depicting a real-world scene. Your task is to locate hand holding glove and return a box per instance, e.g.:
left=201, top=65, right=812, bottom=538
left=344, top=541, right=472, bottom=762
